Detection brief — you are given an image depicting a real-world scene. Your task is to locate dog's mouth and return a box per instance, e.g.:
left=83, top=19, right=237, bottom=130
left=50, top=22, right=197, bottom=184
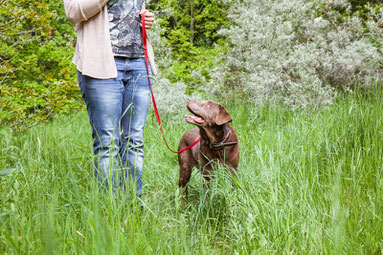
left=185, top=106, right=206, bottom=125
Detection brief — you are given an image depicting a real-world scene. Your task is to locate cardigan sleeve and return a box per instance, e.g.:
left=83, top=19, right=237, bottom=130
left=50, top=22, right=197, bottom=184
left=63, top=0, right=109, bottom=24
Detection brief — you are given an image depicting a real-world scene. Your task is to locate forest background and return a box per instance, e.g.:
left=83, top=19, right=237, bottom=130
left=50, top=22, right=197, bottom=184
left=0, top=0, right=382, bottom=130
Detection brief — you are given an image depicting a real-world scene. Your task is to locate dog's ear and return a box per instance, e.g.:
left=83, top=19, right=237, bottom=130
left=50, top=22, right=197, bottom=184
left=215, top=105, right=232, bottom=125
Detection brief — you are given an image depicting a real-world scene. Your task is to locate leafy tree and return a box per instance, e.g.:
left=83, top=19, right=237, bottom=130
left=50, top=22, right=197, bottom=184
left=149, top=0, right=229, bottom=48
left=148, top=0, right=230, bottom=89
left=0, top=0, right=80, bottom=130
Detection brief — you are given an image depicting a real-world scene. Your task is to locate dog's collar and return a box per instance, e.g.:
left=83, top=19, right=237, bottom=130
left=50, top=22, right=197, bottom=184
left=210, top=141, right=238, bottom=150
left=209, top=128, right=238, bottom=150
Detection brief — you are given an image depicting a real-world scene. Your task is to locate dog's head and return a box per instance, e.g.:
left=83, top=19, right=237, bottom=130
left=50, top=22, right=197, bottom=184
left=185, top=99, right=232, bottom=127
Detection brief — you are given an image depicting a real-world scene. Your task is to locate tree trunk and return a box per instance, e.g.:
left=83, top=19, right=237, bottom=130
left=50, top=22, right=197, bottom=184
left=190, top=0, right=194, bottom=45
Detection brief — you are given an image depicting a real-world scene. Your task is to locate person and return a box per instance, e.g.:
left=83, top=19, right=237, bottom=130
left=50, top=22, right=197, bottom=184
left=63, top=0, right=157, bottom=197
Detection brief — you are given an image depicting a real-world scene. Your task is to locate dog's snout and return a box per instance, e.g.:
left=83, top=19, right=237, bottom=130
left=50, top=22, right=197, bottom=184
left=186, top=98, right=194, bottom=105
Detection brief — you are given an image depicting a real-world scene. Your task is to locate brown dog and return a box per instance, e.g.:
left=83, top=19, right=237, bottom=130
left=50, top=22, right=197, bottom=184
left=178, top=99, right=239, bottom=198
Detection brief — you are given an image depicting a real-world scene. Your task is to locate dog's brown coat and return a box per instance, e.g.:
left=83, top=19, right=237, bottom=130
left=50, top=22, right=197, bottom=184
left=178, top=99, right=239, bottom=198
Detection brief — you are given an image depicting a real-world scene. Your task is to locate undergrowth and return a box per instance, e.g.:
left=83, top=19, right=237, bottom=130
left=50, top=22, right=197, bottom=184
left=0, top=90, right=382, bottom=253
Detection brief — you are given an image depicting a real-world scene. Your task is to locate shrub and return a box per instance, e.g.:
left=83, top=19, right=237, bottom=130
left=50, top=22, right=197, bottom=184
left=0, top=0, right=80, bottom=131
left=148, top=21, right=202, bottom=120
left=148, top=0, right=230, bottom=89
left=207, top=0, right=383, bottom=108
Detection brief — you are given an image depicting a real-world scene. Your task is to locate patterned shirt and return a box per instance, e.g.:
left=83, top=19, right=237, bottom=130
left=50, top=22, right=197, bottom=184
left=107, top=0, right=145, bottom=58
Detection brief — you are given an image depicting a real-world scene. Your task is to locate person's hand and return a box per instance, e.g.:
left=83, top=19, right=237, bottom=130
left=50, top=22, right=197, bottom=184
left=141, top=11, right=155, bottom=29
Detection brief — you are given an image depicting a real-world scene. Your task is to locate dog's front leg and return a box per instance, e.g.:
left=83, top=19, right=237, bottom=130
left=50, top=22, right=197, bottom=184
left=179, top=166, right=192, bottom=199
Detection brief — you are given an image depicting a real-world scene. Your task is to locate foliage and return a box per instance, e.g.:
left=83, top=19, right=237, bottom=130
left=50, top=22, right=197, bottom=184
left=206, top=0, right=383, bottom=108
left=1, top=90, right=383, bottom=253
left=349, top=0, right=381, bottom=11
left=147, top=0, right=230, bottom=88
left=0, top=0, right=80, bottom=131
left=0, top=0, right=382, bottom=128
left=148, top=0, right=229, bottom=49
left=143, top=21, right=190, bottom=120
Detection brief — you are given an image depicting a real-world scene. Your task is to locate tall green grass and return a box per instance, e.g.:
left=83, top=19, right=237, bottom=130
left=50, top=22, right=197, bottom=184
left=1, top=90, right=382, bottom=253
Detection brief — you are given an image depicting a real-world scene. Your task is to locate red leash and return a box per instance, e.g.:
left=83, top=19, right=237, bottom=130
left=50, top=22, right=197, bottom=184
left=141, top=13, right=200, bottom=154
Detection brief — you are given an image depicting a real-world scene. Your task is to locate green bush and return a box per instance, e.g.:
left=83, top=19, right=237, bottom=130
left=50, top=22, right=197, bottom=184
left=0, top=0, right=381, bottom=129
left=148, top=0, right=231, bottom=90
left=0, top=0, right=80, bottom=131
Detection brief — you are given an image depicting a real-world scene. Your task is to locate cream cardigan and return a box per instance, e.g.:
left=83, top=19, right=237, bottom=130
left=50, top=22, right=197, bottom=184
left=64, top=0, right=158, bottom=79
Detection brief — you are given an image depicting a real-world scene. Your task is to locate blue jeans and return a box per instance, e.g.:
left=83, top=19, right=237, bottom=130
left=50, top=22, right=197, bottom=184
left=78, top=57, right=151, bottom=196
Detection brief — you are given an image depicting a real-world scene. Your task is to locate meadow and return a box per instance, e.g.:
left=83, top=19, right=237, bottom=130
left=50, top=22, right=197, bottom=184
left=1, top=90, right=382, bottom=254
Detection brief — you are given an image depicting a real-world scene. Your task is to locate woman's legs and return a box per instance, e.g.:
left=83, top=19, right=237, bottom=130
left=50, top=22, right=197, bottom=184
left=78, top=57, right=151, bottom=194
left=120, top=58, right=151, bottom=196
left=78, top=70, right=124, bottom=189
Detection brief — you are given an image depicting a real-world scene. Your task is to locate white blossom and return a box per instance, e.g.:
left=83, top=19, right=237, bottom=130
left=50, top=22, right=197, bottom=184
left=208, top=0, right=383, bottom=108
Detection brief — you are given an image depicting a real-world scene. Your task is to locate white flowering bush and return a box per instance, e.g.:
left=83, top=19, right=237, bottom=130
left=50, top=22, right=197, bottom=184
left=208, top=0, right=383, bottom=108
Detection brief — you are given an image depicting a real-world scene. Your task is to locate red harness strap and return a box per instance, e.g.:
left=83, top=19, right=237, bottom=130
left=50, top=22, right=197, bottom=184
left=141, top=13, right=200, bottom=154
